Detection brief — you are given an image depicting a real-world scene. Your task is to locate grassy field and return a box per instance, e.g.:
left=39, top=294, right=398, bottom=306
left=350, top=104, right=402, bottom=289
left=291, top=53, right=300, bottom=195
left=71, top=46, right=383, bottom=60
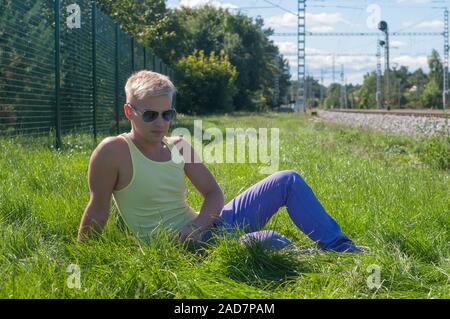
left=0, top=112, right=448, bottom=298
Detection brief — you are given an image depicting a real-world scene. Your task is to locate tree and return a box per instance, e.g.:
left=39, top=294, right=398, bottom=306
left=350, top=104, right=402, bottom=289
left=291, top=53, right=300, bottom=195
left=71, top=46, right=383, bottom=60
left=175, top=50, right=238, bottom=115
left=405, top=68, right=428, bottom=109
left=421, top=78, right=441, bottom=108
left=354, top=72, right=377, bottom=109
left=96, top=0, right=170, bottom=46
left=428, top=49, right=443, bottom=85
left=424, top=49, right=444, bottom=109
left=324, top=84, right=341, bottom=109
left=88, top=3, right=291, bottom=113
left=154, top=6, right=290, bottom=112
left=278, top=55, right=292, bottom=105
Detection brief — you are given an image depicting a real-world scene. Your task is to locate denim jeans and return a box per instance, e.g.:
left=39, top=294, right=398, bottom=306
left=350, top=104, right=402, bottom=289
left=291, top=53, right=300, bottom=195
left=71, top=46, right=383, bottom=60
left=200, top=170, right=360, bottom=252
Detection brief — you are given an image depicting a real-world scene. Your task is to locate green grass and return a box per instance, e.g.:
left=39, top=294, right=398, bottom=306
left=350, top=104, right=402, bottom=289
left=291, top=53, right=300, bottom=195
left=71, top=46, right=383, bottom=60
left=0, top=112, right=449, bottom=298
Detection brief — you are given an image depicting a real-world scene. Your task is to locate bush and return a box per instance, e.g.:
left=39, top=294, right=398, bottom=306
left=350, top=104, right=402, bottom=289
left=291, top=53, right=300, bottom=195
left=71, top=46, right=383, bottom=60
left=174, top=49, right=238, bottom=115
left=418, top=136, right=450, bottom=170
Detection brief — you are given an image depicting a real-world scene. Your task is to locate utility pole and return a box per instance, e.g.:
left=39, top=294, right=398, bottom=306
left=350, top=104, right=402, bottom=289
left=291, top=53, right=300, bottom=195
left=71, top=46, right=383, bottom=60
left=376, top=38, right=383, bottom=109
left=305, top=73, right=309, bottom=108
left=379, top=21, right=390, bottom=110
left=332, top=54, right=336, bottom=83
left=297, top=0, right=306, bottom=112
left=444, top=8, right=449, bottom=110
left=340, top=64, right=346, bottom=109
left=345, top=79, right=348, bottom=109
left=320, top=68, right=324, bottom=106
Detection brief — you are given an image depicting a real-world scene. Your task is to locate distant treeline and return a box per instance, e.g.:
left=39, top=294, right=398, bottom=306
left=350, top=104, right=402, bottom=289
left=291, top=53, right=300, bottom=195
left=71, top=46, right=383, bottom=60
left=294, top=49, right=448, bottom=110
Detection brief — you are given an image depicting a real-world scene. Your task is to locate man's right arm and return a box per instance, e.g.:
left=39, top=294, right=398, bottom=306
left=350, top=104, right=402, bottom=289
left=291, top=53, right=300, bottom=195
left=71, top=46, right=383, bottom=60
left=77, top=138, right=118, bottom=242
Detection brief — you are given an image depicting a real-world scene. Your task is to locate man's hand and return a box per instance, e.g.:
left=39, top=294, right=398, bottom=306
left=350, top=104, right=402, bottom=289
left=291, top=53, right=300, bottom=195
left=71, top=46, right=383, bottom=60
left=178, top=222, right=206, bottom=243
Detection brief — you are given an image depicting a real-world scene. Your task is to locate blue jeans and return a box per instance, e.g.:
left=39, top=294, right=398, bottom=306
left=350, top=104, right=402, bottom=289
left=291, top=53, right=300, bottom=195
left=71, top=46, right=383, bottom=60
left=200, top=170, right=360, bottom=252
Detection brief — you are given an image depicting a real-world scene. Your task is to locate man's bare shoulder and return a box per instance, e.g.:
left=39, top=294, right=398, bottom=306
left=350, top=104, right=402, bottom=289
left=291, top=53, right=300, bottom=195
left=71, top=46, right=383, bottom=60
left=92, top=135, right=127, bottom=160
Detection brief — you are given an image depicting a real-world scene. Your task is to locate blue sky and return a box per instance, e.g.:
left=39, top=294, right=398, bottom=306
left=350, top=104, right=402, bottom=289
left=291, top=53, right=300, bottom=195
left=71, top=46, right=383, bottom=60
left=166, top=0, right=450, bottom=85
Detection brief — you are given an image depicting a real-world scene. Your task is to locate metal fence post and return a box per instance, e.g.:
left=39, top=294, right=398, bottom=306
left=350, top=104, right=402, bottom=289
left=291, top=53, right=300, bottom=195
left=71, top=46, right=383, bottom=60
left=173, top=71, right=177, bottom=109
left=115, top=23, right=120, bottom=135
left=54, top=0, right=62, bottom=149
left=143, top=47, right=147, bottom=69
left=131, top=38, right=135, bottom=72
left=92, top=0, right=97, bottom=144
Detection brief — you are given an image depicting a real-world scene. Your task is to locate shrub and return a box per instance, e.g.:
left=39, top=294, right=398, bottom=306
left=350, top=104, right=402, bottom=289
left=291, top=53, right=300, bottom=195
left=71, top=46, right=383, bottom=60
left=175, top=49, right=238, bottom=115
left=418, top=136, right=450, bottom=170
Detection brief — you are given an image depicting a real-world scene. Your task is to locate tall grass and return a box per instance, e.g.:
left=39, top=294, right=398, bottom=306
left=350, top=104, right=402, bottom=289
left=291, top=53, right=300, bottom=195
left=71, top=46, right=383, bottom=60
left=0, top=113, right=448, bottom=298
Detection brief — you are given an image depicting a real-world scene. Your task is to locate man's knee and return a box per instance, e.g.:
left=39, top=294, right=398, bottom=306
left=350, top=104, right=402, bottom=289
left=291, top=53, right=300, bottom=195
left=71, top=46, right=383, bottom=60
left=276, top=170, right=313, bottom=197
left=274, top=169, right=303, bottom=184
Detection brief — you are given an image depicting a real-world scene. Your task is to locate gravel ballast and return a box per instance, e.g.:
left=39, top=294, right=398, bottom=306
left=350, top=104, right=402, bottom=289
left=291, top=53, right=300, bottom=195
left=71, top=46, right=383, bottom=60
left=317, top=110, right=449, bottom=137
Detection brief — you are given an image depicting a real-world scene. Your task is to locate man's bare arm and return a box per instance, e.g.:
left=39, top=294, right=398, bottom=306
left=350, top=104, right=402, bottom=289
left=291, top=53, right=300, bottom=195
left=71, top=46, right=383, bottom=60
left=77, top=138, right=118, bottom=242
left=175, top=137, right=224, bottom=233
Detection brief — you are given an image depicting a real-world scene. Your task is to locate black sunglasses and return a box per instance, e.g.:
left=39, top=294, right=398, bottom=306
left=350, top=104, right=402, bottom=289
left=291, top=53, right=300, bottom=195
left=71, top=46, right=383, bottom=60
left=126, top=103, right=176, bottom=123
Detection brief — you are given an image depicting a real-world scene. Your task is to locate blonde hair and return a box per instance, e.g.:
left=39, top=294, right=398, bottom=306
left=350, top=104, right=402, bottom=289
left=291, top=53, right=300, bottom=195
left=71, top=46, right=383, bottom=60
left=125, top=70, right=177, bottom=103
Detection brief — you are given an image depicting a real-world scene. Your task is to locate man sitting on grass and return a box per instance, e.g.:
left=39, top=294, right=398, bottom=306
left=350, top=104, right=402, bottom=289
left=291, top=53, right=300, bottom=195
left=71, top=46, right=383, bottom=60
left=77, top=70, right=363, bottom=253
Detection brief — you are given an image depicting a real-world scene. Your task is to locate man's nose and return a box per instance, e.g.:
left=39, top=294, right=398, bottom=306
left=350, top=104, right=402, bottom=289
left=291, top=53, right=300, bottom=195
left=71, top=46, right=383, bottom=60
left=152, top=114, right=167, bottom=126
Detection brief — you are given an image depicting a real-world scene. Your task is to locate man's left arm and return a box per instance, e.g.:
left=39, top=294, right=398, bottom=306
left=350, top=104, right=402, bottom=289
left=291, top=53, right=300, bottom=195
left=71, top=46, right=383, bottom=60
left=174, top=137, right=224, bottom=240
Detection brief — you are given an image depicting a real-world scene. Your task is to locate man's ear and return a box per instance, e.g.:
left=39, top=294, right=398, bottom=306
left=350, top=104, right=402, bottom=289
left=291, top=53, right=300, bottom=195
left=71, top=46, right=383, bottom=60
left=123, top=103, right=131, bottom=119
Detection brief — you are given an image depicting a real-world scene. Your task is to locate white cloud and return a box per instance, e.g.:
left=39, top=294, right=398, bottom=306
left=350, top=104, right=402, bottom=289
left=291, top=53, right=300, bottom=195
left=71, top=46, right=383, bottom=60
left=308, top=56, right=377, bottom=73
left=402, top=19, right=444, bottom=29
left=391, top=40, right=406, bottom=48
left=392, top=55, right=428, bottom=69
left=307, top=12, right=351, bottom=27
left=266, top=13, right=297, bottom=28
left=397, top=0, right=431, bottom=3
left=306, top=47, right=326, bottom=55
left=275, top=41, right=297, bottom=56
left=309, top=25, right=335, bottom=33
left=275, top=42, right=328, bottom=57
left=177, top=0, right=238, bottom=9
left=266, top=12, right=350, bottom=32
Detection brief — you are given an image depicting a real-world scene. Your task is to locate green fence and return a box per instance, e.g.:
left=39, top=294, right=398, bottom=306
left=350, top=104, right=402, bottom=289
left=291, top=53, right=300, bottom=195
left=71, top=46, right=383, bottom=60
left=0, top=0, right=175, bottom=148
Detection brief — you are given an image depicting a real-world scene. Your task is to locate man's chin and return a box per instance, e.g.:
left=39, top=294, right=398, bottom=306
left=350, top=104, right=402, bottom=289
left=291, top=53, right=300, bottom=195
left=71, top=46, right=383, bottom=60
left=149, top=133, right=165, bottom=141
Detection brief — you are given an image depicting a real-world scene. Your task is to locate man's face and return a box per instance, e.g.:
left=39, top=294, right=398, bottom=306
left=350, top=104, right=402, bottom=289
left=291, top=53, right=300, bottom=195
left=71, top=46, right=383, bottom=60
left=124, top=94, right=173, bottom=143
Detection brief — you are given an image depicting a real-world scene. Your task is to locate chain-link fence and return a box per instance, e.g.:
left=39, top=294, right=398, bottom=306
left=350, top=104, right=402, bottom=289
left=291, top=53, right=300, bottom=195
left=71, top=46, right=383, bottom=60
left=0, top=0, right=175, bottom=148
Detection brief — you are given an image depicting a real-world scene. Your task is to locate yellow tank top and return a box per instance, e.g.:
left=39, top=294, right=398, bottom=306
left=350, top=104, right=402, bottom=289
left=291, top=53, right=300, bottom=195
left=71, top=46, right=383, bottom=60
left=112, top=133, right=198, bottom=240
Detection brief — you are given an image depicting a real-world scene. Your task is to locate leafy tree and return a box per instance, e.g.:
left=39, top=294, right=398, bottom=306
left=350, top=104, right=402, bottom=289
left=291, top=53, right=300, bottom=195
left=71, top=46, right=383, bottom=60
left=175, top=50, right=238, bottom=115
left=428, top=49, right=443, bottom=85
left=405, top=68, right=428, bottom=109
left=421, top=78, right=441, bottom=109
left=277, top=55, right=292, bottom=105
left=324, top=83, right=341, bottom=109
left=96, top=0, right=169, bottom=45
left=346, top=71, right=375, bottom=109
left=154, top=6, right=289, bottom=112
left=95, top=4, right=290, bottom=112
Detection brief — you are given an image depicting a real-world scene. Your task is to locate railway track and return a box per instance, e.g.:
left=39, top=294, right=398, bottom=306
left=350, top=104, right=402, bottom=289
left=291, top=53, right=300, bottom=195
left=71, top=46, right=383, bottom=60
left=320, top=108, right=449, bottom=118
